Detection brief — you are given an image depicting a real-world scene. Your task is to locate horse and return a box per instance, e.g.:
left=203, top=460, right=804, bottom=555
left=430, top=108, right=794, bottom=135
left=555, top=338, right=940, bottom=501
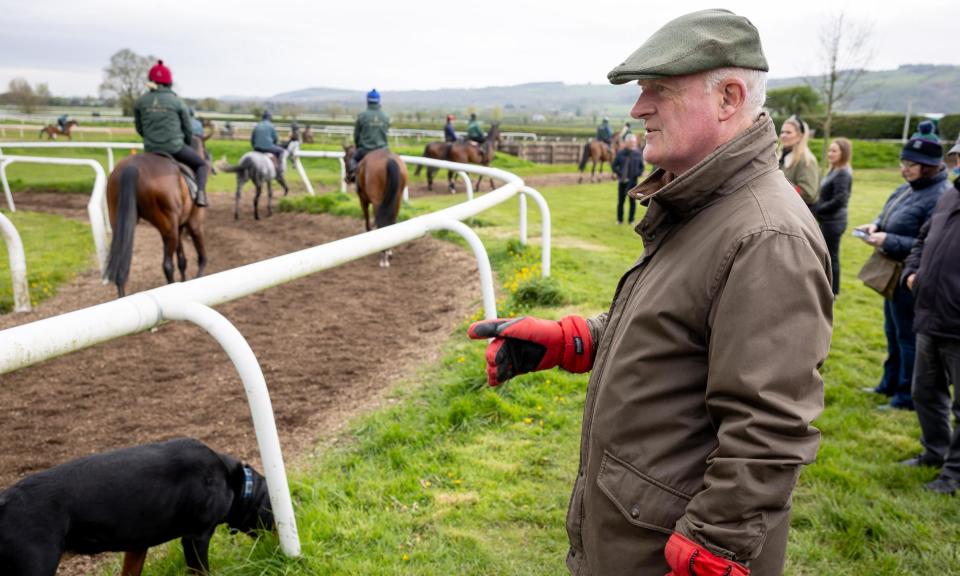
left=578, top=138, right=615, bottom=183
left=39, top=120, right=78, bottom=140
left=301, top=125, right=314, bottom=144
left=346, top=145, right=407, bottom=267
left=444, top=123, right=501, bottom=191
left=104, top=153, right=207, bottom=298
left=215, top=145, right=290, bottom=220
left=413, top=141, right=454, bottom=193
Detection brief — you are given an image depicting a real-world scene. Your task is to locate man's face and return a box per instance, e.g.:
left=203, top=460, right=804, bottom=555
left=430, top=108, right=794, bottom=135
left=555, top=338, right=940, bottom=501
left=630, top=74, right=719, bottom=174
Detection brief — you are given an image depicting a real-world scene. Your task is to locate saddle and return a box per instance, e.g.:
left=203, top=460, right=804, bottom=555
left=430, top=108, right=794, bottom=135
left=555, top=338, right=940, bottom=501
left=151, top=152, right=199, bottom=202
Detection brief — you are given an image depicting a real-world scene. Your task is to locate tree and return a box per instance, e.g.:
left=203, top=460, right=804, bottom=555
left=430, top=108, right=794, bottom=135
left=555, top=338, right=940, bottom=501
left=765, top=86, right=823, bottom=116
left=99, top=49, right=157, bottom=116
left=7, top=78, right=38, bottom=113
left=810, top=12, right=874, bottom=165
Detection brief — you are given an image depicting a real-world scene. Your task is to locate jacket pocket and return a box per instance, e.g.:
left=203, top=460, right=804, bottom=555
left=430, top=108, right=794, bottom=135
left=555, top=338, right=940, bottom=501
left=596, top=450, right=692, bottom=535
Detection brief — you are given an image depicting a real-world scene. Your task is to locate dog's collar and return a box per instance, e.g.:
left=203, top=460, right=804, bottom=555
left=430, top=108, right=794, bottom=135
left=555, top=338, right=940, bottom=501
left=242, top=466, right=254, bottom=502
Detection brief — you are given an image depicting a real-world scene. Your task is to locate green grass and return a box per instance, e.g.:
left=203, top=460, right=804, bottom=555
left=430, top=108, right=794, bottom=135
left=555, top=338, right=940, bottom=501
left=4, top=159, right=957, bottom=573
left=0, top=210, right=95, bottom=312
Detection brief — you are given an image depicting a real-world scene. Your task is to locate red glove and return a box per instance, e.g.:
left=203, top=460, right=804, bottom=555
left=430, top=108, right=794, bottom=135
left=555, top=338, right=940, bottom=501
left=664, top=533, right=749, bottom=576
left=467, top=316, right=593, bottom=386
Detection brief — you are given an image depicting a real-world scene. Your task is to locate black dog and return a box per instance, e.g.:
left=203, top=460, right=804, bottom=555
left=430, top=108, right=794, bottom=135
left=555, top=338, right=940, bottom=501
left=0, top=437, right=273, bottom=575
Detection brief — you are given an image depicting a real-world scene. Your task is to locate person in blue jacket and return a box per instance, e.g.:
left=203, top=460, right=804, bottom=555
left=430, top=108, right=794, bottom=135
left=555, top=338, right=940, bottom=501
left=251, top=110, right=285, bottom=169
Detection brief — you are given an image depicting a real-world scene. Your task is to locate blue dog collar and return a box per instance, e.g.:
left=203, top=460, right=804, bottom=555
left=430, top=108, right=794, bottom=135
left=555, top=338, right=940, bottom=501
left=242, top=466, right=254, bottom=501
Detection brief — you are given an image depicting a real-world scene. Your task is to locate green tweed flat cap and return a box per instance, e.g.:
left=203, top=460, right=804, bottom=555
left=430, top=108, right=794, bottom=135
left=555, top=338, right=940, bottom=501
left=607, top=9, right=768, bottom=84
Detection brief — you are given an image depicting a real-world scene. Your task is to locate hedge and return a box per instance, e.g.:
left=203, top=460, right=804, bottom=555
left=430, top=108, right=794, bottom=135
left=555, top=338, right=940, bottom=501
left=773, top=113, right=960, bottom=142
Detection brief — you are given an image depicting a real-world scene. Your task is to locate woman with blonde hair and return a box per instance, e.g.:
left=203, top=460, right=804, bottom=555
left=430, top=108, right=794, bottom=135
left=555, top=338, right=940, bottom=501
left=811, top=137, right=853, bottom=295
left=779, top=115, right=820, bottom=205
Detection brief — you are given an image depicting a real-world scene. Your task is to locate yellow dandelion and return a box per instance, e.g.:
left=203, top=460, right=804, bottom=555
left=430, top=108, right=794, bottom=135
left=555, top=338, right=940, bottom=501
left=523, top=417, right=533, bottom=424
left=402, top=554, right=410, bottom=561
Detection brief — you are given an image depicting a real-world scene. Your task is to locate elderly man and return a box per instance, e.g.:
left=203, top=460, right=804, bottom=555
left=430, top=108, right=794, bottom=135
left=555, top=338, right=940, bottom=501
left=468, top=9, right=832, bottom=575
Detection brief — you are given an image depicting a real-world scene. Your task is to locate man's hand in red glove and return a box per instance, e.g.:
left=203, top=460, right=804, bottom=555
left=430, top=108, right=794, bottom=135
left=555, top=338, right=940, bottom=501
left=664, top=533, right=749, bottom=576
left=466, top=316, right=593, bottom=386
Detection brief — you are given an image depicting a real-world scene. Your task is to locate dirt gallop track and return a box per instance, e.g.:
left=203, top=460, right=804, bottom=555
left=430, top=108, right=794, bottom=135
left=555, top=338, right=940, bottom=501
left=0, top=188, right=479, bottom=571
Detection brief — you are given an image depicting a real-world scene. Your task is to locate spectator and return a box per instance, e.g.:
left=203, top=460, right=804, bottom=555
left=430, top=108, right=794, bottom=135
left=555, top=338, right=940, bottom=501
left=898, top=141, right=960, bottom=494
left=856, top=120, right=950, bottom=410
left=779, top=115, right=820, bottom=205
left=468, top=10, right=832, bottom=574
left=811, top=137, right=853, bottom=295
left=611, top=134, right=644, bottom=224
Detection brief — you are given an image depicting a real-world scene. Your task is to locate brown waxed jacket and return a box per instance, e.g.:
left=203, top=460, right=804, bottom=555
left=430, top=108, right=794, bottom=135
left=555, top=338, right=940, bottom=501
left=565, top=116, right=833, bottom=575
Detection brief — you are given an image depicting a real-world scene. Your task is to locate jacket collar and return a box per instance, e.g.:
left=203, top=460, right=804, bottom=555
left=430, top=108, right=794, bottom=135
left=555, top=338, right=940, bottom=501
left=630, top=115, right=780, bottom=224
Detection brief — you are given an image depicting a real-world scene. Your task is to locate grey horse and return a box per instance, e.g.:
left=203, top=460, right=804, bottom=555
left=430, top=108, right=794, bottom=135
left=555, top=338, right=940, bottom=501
left=216, top=144, right=292, bottom=220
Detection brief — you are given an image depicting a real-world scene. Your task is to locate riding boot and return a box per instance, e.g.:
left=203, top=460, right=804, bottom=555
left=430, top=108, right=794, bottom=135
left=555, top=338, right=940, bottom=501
left=195, top=188, right=209, bottom=208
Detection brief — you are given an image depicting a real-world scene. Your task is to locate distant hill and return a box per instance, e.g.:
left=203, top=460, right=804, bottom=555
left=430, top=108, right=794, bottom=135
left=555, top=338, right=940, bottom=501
left=224, top=65, right=960, bottom=115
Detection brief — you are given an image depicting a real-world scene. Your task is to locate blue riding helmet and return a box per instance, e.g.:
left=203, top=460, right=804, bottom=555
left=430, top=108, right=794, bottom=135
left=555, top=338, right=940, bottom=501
left=366, top=88, right=381, bottom=104
left=261, top=110, right=272, bottom=120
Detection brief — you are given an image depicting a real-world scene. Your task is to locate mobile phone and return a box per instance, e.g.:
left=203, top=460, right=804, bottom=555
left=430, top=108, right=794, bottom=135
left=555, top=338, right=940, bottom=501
left=852, top=229, right=870, bottom=239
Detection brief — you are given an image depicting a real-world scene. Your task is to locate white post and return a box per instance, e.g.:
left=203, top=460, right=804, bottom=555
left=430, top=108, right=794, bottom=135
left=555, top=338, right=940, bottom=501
left=457, top=171, right=474, bottom=201
left=159, top=300, right=301, bottom=558
left=0, top=211, right=31, bottom=312
left=519, top=193, right=528, bottom=246
left=107, top=148, right=114, bottom=173
left=294, top=156, right=315, bottom=196
left=521, top=186, right=551, bottom=277
left=403, top=186, right=409, bottom=203
left=338, top=158, right=346, bottom=193
left=426, top=220, right=496, bottom=320
left=1, top=159, right=14, bottom=212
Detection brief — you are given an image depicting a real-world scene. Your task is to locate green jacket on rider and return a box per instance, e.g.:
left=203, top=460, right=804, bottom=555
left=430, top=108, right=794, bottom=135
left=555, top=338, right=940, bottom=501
left=467, top=120, right=485, bottom=141
left=354, top=103, right=390, bottom=153
left=133, top=86, right=192, bottom=154
left=251, top=120, right=279, bottom=150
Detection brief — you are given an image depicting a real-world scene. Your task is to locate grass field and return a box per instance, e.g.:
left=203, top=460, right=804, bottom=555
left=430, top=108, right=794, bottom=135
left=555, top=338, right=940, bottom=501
left=1, top=152, right=957, bottom=573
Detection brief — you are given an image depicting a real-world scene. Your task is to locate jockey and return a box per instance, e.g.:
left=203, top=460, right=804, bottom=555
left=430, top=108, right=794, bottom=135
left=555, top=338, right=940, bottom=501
left=467, top=113, right=485, bottom=144
left=57, top=113, right=69, bottom=132
left=251, top=110, right=285, bottom=169
left=134, top=60, right=208, bottom=207
left=619, top=121, right=632, bottom=141
left=596, top=117, right=613, bottom=147
left=189, top=108, right=204, bottom=139
left=349, top=88, right=390, bottom=180
left=444, top=114, right=457, bottom=142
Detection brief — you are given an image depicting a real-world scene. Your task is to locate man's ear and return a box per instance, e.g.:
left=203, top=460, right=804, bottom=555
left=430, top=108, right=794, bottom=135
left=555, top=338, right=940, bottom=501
left=718, top=78, right=748, bottom=121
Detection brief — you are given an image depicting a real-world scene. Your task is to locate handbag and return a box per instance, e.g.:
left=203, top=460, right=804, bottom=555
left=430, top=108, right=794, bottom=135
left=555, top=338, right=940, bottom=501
left=858, top=250, right=903, bottom=299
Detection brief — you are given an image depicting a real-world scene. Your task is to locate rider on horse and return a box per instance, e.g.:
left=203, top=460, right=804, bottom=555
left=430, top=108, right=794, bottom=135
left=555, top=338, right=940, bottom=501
left=467, top=113, right=485, bottom=144
left=444, top=114, right=457, bottom=142
left=251, top=111, right=285, bottom=170
left=134, top=60, right=208, bottom=207
left=618, top=121, right=632, bottom=141
left=349, top=89, right=390, bottom=181
left=596, top=117, right=613, bottom=150
left=57, top=113, right=69, bottom=133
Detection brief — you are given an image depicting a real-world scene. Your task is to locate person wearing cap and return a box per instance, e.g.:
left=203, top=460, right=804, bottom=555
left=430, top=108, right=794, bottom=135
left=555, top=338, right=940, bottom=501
left=856, top=120, right=950, bottom=410
left=899, top=133, right=960, bottom=494
left=134, top=60, right=208, bottom=207
left=779, top=115, right=820, bottom=205
left=57, top=113, right=69, bottom=133
left=466, top=9, right=832, bottom=575
left=444, top=114, right=458, bottom=143
left=251, top=110, right=285, bottom=169
left=349, top=88, right=390, bottom=180
left=596, top=117, right=613, bottom=149
left=467, top=113, right=485, bottom=144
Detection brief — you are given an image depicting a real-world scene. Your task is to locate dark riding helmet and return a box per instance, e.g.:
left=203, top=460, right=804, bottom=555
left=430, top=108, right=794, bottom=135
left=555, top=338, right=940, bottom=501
left=262, top=110, right=272, bottom=121
left=470, top=113, right=477, bottom=120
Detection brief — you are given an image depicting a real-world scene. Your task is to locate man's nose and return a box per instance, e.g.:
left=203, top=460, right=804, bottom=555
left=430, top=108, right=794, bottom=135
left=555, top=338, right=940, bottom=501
left=630, top=94, right=653, bottom=120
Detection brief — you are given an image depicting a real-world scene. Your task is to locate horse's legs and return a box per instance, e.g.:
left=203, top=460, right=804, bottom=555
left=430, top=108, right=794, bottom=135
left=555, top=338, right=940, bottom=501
left=253, top=179, right=262, bottom=221
left=426, top=166, right=435, bottom=191
left=187, top=211, right=207, bottom=278
left=176, top=231, right=188, bottom=282
left=475, top=175, right=483, bottom=190
left=448, top=170, right=456, bottom=193
left=234, top=174, right=245, bottom=220
left=361, top=199, right=371, bottom=231
left=160, top=227, right=179, bottom=284
left=266, top=179, right=274, bottom=217
left=276, top=171, right=289, bottom=196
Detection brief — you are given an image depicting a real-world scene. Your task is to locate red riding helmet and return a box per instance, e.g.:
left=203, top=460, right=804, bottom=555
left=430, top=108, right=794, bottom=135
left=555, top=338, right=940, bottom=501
left=447, top=114, right=455, bottom=121
left=148, top=60, right=173, bottom=85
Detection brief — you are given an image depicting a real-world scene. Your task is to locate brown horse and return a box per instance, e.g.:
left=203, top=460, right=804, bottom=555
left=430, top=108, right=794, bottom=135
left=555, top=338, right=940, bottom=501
left=301, top=125, right=315, bottom=144
left=39, top=120, right=78, bottom=140
left=578, top=138, right=615, bottom=183
left=413, top=141, right=454, bottom=192
left=443, top=123, right=501, bottom=191
left=104, top=152, right=207, bottom=297
left=346, top=145, right=407, bottom=267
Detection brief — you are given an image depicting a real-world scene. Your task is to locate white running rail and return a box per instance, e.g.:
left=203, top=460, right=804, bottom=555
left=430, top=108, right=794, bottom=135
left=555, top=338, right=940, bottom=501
left=0, top=210, right=30, bottom=312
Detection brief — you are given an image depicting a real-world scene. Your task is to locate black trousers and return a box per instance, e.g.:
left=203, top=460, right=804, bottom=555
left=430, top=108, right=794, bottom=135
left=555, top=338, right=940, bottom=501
left=913, top=333, right=960, bottom=479
left=617, top=181, right=637, bottom=224
left=818, top=218, right=846, bottom=295
left=171, top=145, right=208, bottom=192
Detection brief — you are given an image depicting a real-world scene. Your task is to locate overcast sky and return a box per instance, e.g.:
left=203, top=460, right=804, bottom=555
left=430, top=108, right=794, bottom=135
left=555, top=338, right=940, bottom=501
left=0, top=0, right=954, bottom=99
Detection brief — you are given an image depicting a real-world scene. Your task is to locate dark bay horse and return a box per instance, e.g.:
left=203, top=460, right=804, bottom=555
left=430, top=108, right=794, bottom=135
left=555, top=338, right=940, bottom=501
left=39, top=120, right=78, bottom=140
left=413, top=141, right=453, bottom=192
left=348, top=145, right=407, bottom=267
left=444, top=123, right=501, bottom=191
left=578, top=138, right=615, bottom=183
left=104, top=152, right=207, bottom=297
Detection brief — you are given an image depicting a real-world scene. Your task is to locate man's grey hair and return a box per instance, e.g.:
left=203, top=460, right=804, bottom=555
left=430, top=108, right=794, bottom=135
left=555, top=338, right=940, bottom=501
left=703, top=67, right=767, bottom=118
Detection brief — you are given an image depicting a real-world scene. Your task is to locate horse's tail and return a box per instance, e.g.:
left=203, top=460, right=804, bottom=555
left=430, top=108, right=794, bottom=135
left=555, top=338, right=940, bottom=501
left=578, top=142, right=591, bottom=171
left=376, top=158, right=402, bottom=230
left=38, top=127, right=45, bottom=139
left=215, top=157, right=243, bottom=174
left=104, top=163, right=139, bottom=291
